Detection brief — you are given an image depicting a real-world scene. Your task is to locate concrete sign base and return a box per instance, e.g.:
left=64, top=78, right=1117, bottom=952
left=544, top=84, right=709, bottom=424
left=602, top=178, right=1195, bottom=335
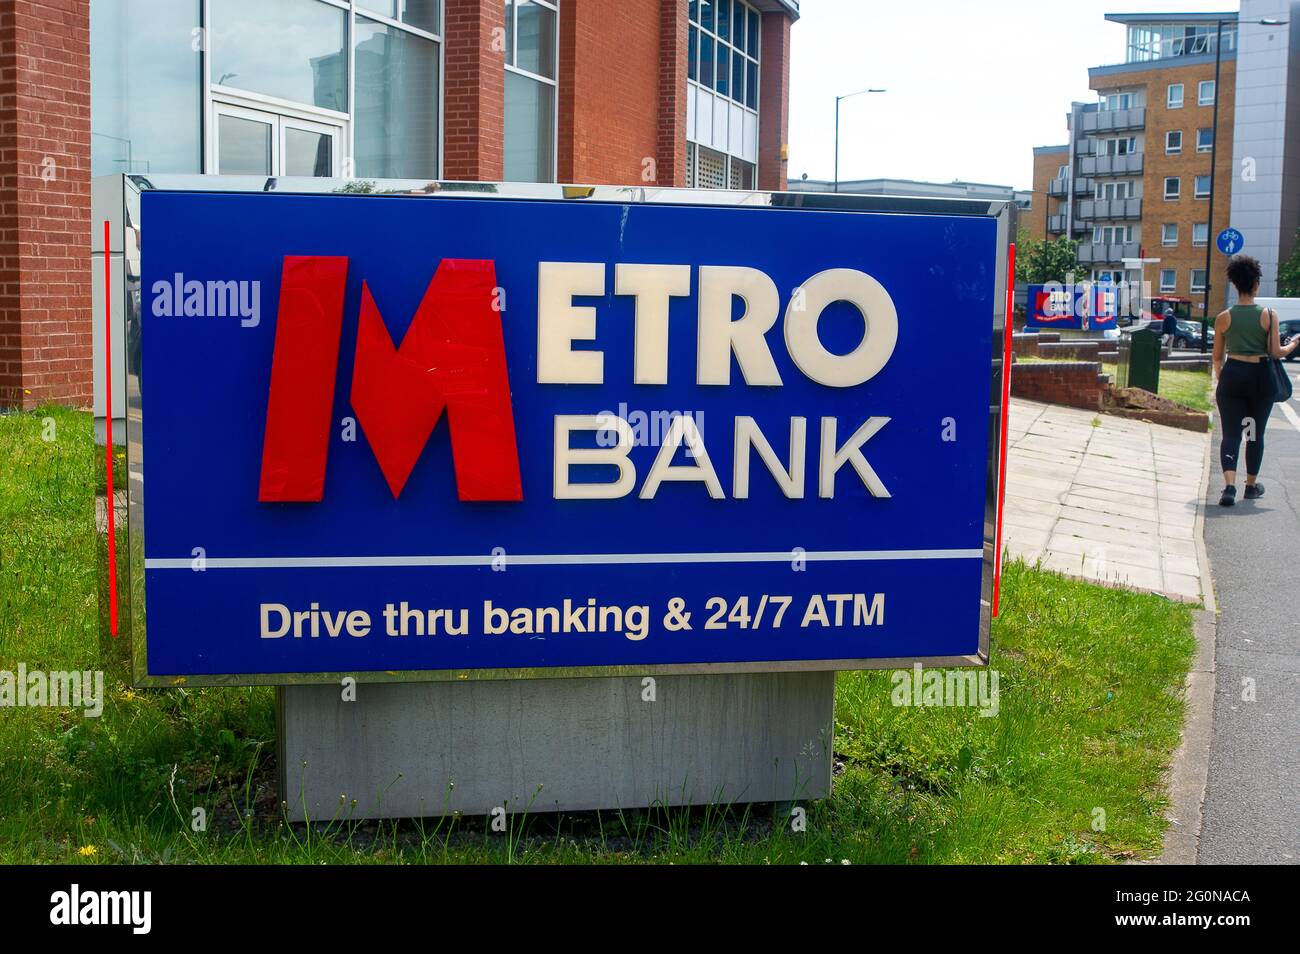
left=278, top=673, right=835, bottom=821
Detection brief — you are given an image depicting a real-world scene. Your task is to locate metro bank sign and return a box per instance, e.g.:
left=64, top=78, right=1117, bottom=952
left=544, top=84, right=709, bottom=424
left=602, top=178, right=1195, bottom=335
left=132, top=189, right=1008, bottom=684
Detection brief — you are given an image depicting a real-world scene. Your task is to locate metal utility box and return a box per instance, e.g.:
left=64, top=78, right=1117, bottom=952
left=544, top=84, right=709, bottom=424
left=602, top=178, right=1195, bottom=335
left=1117, top=327, right=1161, bottom=392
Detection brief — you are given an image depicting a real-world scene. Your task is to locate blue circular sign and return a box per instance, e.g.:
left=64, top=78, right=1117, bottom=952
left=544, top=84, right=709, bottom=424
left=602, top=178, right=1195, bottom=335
left=1217, top=227, right=1244, bottom=255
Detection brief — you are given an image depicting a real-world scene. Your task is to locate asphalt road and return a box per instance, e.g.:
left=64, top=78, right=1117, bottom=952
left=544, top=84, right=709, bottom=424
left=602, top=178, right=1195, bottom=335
left=1200, top=361, right=1300, bottom=864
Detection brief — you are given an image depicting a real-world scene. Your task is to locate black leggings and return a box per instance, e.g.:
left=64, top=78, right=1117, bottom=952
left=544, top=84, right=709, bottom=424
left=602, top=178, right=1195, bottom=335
left=1216, top=359, right=1272, bottom=475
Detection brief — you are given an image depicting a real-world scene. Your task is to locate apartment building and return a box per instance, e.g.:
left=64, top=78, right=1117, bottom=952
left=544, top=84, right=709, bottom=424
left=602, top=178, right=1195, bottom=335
left=1031, top=12, right=1239, bottom=316
left=0, top=0, right=800, bottom=409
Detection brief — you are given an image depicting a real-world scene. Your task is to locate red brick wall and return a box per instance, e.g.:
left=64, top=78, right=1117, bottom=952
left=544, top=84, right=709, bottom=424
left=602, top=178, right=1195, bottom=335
left=0, top=0, right=92, bottom=409
left=557, top=0, right=665, bottom=186
left=442, top=0, right=505, bottom=182
left=1010, top=361, right=1108, bottom=411
left=757, top=11, right=790, bottom=192
left=655, top=0, right=687, bottom=187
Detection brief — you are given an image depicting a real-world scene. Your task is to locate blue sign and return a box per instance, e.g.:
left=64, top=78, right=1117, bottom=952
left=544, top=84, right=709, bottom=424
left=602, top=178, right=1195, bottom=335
left=1026, top=283, right=1117, bottom=331
left=1217, top=227, right=1244, bottom=255
left=133, top=190, right=1004, bottom=682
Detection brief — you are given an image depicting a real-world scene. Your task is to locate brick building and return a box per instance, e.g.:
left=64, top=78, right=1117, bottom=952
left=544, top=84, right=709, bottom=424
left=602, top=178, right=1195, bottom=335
left=1028, top=11, right=1244, bottom=318
left=0, top=0, right=799, bottom=409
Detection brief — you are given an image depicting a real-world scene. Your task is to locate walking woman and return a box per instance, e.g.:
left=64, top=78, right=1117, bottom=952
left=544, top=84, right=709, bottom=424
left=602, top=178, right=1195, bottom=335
left=1213, top=255, right=1299, bottom=506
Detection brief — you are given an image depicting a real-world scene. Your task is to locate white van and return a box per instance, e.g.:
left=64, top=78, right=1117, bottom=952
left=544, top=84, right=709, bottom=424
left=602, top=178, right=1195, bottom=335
left=1256, top=297, right=1300, bottom=361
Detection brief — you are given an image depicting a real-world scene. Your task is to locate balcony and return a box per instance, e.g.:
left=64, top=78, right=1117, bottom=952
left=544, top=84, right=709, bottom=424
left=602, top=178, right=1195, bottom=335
left=1077, top=241, right=1141, bottom=264
left=1047, top=178, right=1070, bottom=197
left=1080, top=153, right=1143, bottom=176
left=1077, top=197, right=1142, bottom=220
left=1048, top=214, right=1067, bottom=233
left=1079, top=106, right=1146, bottom=133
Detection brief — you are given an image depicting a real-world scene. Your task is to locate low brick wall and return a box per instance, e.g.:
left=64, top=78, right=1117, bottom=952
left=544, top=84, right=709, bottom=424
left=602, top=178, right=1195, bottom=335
left=1038, top=340, right=1102, bottom=361
left=1010, top=361, right=1107, bottom=411
left=1010, top=331, right=1065, bottom=358
left=1162, top=356, right=1211, bottom=371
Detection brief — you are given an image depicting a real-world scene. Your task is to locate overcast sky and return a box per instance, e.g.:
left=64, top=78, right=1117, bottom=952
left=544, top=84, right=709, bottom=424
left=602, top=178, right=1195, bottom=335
left=786, top=0, right=1238, bottom=190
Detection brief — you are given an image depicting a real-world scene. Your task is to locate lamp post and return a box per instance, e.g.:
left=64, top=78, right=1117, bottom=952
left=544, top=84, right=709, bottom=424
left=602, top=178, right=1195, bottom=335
left=834, top=87, right=886, bottom=193
left=1200, top=16, right=1287, bottom=351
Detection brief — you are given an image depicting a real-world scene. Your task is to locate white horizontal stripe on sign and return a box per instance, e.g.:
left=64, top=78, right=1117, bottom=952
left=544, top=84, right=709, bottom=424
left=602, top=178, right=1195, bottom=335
left=144, top=549, right=985, bottom=570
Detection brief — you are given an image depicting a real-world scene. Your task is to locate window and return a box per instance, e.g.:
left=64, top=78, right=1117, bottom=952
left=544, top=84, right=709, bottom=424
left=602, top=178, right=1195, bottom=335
left=689, top=0, right=760, bottom=110
left=1193, top=223, right=1209, bottom=246
left=1164, top=176, right=1180, bottom=199
left=1197, top=127, right=1213, bottom=152
left=1167, top=83, right=1184, bottom=108
left=91, top=0, right=203, bottom=175
left=1094, top=225, right=1133, bottom=245
left=1101, top=136, right=1137, bottom=156
left=1191, top=268, right=1207, bottom=291
left=504, top=0, right=559, bottom=182
left=1199, top=80, right=1216, bottom=106
left=1162, top=223, right=1178, bottom=246
left=1099, top=180, right=1133, bottom=199
left=1057, top=164, right=1068, bottom=179
left=1166, top=130, right=1182, bottom=154
left=1102, top=91, right=1135, bottom=111
left=1160, top=269, right=1177, bottom=292
left=353, top=16, right=441, bottom=180
left=1194, top=174, right=1211, bottom=198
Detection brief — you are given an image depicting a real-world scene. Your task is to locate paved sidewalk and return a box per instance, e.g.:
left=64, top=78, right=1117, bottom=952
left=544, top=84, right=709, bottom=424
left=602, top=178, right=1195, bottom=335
left=1002, top=399, right=1211, bottom=604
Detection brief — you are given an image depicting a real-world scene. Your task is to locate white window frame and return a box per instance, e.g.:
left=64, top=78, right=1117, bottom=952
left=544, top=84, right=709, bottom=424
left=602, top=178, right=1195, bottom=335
left=503, top=0, right=561, bottom=183
left=1194, top=175, right=1211, bottom=199
left=1164, top=176, right=1180, bottom=200
left=1162, top=223, right=1178, bottom=246
left=1167, top=83, right=1184, bottom=108
left=1160, top=269, right=1177, bottom=292
left=1165, top=129, right=1182, bottom=154
left=1196, top=127, right=1213, bottom=152
left=1192, top=223, right=1209, bottom=246
left=200, top=0, right=446, bottom=180
left=1190, top=268, right=1207, bottom=292
left=1198, top=80, right=1216, bottom=106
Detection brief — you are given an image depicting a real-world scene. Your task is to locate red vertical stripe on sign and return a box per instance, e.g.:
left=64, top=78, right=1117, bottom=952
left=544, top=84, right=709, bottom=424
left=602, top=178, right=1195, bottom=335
left=258, top=256, right=351, bottom=501
left=993, top=242, right=1016, bottom=617
left=104, top=220, right=117, bottom=636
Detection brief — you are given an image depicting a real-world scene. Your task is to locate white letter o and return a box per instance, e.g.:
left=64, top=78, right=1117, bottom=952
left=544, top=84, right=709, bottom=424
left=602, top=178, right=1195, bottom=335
left=784, top=269, right=897, bottom=387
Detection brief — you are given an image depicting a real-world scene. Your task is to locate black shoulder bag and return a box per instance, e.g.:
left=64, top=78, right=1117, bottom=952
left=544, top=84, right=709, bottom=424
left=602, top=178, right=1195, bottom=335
left=1266, top=308, right=1293, bottom=403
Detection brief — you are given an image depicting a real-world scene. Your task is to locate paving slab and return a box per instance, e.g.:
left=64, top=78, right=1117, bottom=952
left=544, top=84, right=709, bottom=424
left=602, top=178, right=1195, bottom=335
left=1003, top=399, right=1211, bottom=604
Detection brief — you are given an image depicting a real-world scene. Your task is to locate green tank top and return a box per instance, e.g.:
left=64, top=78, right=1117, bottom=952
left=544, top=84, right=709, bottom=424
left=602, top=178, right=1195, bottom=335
left=1226, top=304, right=1269, bottom=356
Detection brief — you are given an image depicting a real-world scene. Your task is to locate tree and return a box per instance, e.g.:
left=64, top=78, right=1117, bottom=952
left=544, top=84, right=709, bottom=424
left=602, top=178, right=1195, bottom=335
left=1278, top=228, right=1300, bottom=297
left=1015, top=228, right=1080, bottom=285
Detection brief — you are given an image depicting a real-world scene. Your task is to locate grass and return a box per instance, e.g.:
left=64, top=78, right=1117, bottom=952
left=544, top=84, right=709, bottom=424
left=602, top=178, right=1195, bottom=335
left=0, top=408, right=1198, bottom=864
left=1101, top=364, right=1213, bottom=413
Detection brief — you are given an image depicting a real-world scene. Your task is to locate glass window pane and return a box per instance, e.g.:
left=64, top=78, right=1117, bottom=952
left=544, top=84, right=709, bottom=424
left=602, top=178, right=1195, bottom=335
left=284, top=127, right=333, bottom=177
left=217, top=114, right=272, bottom=175
left=688, top=26, right=697, bottom=81
left=733, top=2, right=745, bottom=49
left=354, top=17, right=439, bottom=179
left=211, top=0, right=347, bottom=111
left=746, top=60, right=757, bottom=108
left=701, top=0, right=715, bottom=32
left=90, top=0, right=202, bottom=175
left=700, top=35, right=714, bottom=88
left=717, top=0, right=731, bottom=42
left=505, top=71, right=555, bottom=182
left=357, top=1, right=440, bottom=34
left=731, top=46, right=744, bottom=102
left=690, top=0, right=699, bottom=25
left=516, top=1, right=556, bottom=78
left=716, top=45, right=729, bottom=96
left=748, top=10, right=760, bottom=55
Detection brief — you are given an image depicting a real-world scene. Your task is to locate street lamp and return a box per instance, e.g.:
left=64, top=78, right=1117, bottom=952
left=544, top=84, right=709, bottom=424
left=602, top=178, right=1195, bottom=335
left=1201, top=16, right=1287, bottom=352
left=834, top=87, right=887, bottom=193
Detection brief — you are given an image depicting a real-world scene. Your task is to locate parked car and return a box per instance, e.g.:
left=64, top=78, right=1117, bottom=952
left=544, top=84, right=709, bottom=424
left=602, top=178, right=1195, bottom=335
left=1170, top=319, right=1213, bottom=350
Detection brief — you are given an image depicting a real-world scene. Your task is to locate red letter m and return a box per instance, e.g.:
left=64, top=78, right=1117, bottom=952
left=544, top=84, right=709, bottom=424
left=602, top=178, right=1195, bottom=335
left=258, top=255, right=523, bottom=502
